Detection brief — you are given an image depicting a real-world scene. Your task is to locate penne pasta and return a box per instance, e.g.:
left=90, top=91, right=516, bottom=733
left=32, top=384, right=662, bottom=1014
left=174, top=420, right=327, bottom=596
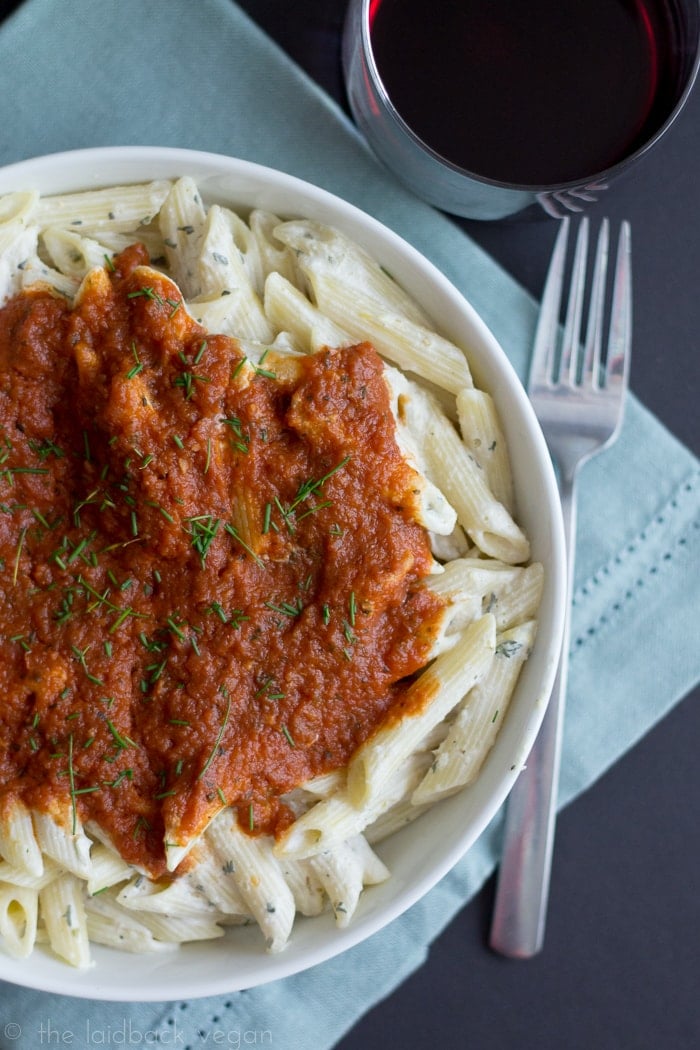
left=308, top=835, right=389, bottom=927
left=0, top=798, right=43, bottom=878
left=0, top=176, right=542, bottom=968
left=85, top=891, right=178, bottom=954
left=275, top=750, right=433, bottom=859
left=424, top=557, right=544, bottom=631
left=263, top=270, right=350, bottom=353
left=0, top=882, right=38, bottom=959
left=33, top=181, right=171, bottom=233
left=456, top=387, right=515, bottom=512
left=41, top=226, right=116, bottom=280
left=346, top=614, right=497, bottom=809
left=0, top=189, right=38, bottom=225
left=249, top=209, right=302, bottom=289
left=158, top=175, right=208, bottom=297
left=39, top=873, right=92, bottom=969
left=399, top=382, right=530, bottom=563
left=412, top=620, right=538, bottom=804
left=85, top=844, right=134, bottom=897
left=273, top=218, right=433, bottom=326
left=32, top=807, right=92, bottom=880
left=206, top=813, right=295, bottom=953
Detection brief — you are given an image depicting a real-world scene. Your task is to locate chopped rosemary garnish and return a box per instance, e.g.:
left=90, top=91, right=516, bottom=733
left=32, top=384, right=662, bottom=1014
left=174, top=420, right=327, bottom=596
left=127, top=286, right=164, bottom=303
left=71, top=644, right=104, bottom=686
left=105, top=769, right=133, bottom=789
left=224, top=522, right=264, bottom=568
left=106, top=720, right=139, bottom=751
left=126, top=341, right=143, bottom=379
left=265, top=598, right=303, bottom=618
left=281, top=724, right=295, bottom=748
left=198, top=693, right=232, bottom=781
left=207, top=600, right=228, bottom=623
left=185, top=514, right=220, bottom=568
left=272, top=456, right=351, bottom=533
left=67, top=733, right=78, bottom=833
left=220, top=415, right=249, bottom=454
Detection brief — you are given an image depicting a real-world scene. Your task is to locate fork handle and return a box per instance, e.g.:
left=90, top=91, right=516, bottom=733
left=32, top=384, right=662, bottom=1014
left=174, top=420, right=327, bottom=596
left=489, top=470, right=576, bottom=958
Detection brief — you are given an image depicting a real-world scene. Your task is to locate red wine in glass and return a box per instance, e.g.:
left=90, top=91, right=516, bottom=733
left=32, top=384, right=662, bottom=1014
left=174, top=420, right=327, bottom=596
left=368, top=0, right=684, bottom=186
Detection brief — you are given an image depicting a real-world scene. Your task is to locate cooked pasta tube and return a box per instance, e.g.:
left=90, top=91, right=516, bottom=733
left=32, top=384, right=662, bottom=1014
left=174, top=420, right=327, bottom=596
left=273, top=218, right=433, bottom=326
left=205, top=812, right=295, bottom=952
left=158, top=175, right=208, bottom=297
left=364, top=798, right=433, bottom=844
left=412, top=620, right=538, bottom=804
left=85, top=843, right=133, bottom=897
left=250, top=209, right=303, bottom=289
left=0, top=798, right=43, bottom=877
left=85, top=891, right=177, bottom=954
left=32, top=807, right=92, bottom=880
left=196, top=204, right=264, bottom=294
left=273, top=219, right=472, bottom=392
left=456, top=387, right=515, bottom=512
left=0, top=860, right=59, bottom=891
left=307, top=835, right=389, bottom=927
left=187, top=288, right=274, bottom=342
left=424, top=557, right=544, bottom=632
left=39, top=872, right=92, bottom=968
left=275, top=750, right=433, bottom=859
left=117, top=873, right=221, bottom=916
left=0, top=189, right=38, bottom=225
left=486, top=561, right=544, bottom=630
left=41, top=226, right=116, bottom=280
left=399, top=382, right=530, bottom=563
left=346, top=614, right=497, bottom=809
left=181, top=841, right=250, bottom=918
left=33, top=181, right=170, bottom=233
left=276, top=857, right=327, bottom=917
left=0, top=882, right=38, bottom=959
left=82, top=225, right=167, bottom=261
left=263, top=270, right=350, bottom=352
left=0, top=221, right=39, bottom=302
left=303, top=271, right=472, bottom=393
left=130, top=910, right=227, bottom=944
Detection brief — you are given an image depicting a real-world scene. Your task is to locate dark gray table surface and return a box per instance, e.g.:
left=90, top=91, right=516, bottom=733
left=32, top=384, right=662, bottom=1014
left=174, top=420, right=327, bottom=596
left=0, top=2, right=698, bottom=1048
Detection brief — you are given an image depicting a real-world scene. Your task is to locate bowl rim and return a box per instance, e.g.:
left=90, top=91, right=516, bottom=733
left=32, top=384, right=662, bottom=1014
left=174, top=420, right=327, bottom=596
left=0, top=146, right=566, bottom=1000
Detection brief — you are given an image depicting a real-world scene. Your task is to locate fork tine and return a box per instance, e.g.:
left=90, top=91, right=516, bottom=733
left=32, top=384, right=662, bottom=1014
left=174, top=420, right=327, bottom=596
left=529, top=217, right=570, bottom=388
left=560, top=217, right=589, bottom=384
left=605, top=220, right=632, bottom=392
left=582, top=218, right=609, bottom=390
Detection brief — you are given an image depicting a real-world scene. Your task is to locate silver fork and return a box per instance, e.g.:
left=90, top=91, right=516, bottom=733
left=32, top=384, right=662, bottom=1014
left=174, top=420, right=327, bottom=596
left=489, top=216, right=632, bottom=958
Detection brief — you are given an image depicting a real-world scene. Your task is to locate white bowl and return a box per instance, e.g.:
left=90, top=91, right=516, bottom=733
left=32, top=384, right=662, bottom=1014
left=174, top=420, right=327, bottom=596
left=0, top=147, right=565, bottom=1000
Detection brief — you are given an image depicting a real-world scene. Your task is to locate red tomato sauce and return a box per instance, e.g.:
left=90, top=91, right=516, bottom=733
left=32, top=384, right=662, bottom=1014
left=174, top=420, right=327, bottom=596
left=0, top=246, right=444, bottom=876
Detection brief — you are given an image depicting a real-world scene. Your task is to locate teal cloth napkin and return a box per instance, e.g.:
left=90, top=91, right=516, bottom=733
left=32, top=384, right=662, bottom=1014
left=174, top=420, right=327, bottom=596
left=0, top=0, right=698, bottom=1047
